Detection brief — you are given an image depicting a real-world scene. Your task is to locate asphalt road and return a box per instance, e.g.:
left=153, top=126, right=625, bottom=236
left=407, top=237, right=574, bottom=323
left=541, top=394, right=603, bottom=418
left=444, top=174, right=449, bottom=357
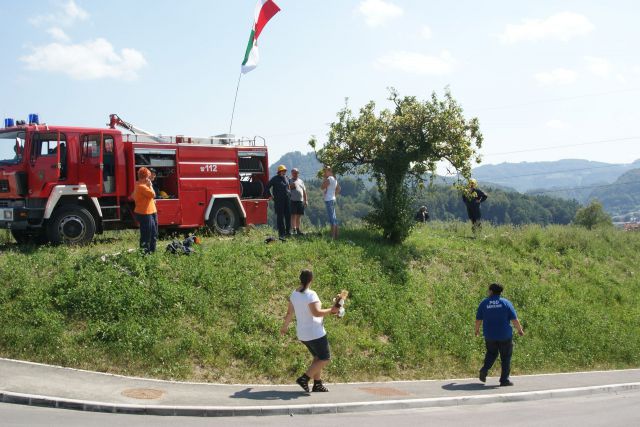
left=1, top=390, right=639, bottom=427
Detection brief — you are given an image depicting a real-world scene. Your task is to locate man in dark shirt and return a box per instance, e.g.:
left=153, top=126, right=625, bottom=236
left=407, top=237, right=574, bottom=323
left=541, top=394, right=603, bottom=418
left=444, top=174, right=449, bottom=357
left=415, top=206, right=430, bottom=223
left=475, top=283, right=524, bottom=386
left=265, top=164, right=292, bottom=240
left=462, top=179, right=487, bottom=233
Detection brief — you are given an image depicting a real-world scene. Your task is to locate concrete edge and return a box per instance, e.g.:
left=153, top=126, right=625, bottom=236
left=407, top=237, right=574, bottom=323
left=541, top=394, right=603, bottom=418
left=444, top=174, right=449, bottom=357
left=2, top=357, right=639, bottom=387
left=1, top=382, right=639, bottom=417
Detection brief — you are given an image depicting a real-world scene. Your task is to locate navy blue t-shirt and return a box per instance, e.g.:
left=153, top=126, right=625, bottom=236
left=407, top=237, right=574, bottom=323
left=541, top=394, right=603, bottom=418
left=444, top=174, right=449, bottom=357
left=476, top=295, right=517, bottom=340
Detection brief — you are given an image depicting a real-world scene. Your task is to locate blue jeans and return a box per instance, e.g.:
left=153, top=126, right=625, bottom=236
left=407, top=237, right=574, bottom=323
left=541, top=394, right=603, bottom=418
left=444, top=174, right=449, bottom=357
left=481, top=339, right=513, bottom=383
left=325, top=200, right=338, bottom=226
left=136, top=213, right=158, bottom=253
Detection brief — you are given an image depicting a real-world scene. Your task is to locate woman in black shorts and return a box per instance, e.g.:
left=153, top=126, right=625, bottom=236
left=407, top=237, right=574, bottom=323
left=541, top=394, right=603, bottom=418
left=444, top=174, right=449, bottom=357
left=281, top=269, right=338, bottom=392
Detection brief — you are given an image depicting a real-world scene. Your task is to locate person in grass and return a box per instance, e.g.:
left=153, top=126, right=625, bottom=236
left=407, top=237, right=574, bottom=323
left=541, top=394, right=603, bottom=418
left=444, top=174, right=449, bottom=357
left=289, top=167, right=308, bottom=235
left=415, top=205, right=430, bottom=223
left=475, top=283, right=525, bottom=387
left=266, top=164, right=292, bottom=240
left=281, top=269, right=339, bottom=392
left=132, top=167, right=158, bottom=254
left=321, top=166, right=340, bottom=239
left=463, top=178, right=487, bottom=233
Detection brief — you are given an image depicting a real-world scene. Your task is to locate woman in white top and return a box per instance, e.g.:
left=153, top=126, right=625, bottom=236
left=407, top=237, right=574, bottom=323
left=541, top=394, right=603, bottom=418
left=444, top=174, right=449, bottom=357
left=321, top=166, right=340, bottom=240
left=281, top=269, right=339, bottom=392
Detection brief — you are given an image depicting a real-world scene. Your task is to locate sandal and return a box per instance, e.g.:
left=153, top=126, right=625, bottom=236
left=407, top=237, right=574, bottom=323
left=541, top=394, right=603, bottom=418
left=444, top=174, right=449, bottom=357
left=312, top=380, right=329, bottom=392
left=296, top=374, right=310, bottom=392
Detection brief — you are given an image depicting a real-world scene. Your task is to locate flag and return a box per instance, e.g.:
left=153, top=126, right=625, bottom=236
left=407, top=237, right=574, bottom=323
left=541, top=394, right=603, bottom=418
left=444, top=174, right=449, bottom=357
left=241, top=0, right=281, bottom=74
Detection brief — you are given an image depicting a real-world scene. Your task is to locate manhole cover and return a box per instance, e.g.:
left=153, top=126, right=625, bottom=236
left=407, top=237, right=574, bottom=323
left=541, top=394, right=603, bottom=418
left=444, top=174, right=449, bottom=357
left=121, top=388, right=165, bottom=400
left=357, top=387, right=412, bottom=397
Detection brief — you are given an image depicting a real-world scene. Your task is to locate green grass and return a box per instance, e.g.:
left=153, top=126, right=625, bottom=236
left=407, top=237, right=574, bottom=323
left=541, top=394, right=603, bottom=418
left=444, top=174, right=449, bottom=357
left=0, top=222, right=639, bottom=383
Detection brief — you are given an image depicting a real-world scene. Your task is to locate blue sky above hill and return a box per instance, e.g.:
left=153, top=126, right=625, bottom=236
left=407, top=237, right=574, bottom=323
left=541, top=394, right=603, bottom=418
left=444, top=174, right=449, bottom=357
left=2, top=0, right=639, bottom=169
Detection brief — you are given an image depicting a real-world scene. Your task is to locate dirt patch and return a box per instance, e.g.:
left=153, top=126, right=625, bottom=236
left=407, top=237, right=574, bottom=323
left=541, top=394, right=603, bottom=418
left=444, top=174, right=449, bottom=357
left=121, top=388, right=165, bottom=400
left=357, top=387, right=412, bottom=397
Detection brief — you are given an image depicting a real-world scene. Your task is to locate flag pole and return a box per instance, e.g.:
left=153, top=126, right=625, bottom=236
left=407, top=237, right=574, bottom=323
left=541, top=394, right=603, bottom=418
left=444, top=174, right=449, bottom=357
left=229, top=71, right=243, bottom=134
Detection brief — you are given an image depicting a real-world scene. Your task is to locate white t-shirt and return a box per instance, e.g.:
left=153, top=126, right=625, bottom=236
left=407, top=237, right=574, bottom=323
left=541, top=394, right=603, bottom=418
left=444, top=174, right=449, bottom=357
left=323, top=176, right=337, bottom=202
left=290, top=289, right=326, bottom=341
left=290, top=178, right=305, bottom=202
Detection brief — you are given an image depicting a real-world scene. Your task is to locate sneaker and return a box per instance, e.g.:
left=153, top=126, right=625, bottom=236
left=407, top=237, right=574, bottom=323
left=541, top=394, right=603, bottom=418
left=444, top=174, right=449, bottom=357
left=297, top=230, right=305, bottom=236
left=296, top=375, right=310, bottom=392
left=500, top=380, right=514, bottom=387
left=479, top=370, right=487, bottom=383
left=278, top=236, right=287, bottom=242
left=312, top=381, right=329, bottom=392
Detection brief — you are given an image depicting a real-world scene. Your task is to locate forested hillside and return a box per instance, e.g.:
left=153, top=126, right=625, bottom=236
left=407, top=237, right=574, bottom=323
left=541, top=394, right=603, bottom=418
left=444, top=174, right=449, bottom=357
left=269, top=152, right=638, bottom=218
left=268, top=178, right=580, bottom=228
left=589, top=169, right=640, bottom=217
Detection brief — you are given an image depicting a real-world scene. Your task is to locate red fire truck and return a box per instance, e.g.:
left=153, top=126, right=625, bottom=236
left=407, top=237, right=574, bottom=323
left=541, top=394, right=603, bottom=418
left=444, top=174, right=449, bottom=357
left=0, top=114, right=270, bottom=244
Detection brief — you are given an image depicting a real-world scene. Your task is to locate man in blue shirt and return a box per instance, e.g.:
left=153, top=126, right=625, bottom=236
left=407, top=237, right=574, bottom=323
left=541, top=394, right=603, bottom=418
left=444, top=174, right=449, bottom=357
left=475, top=283, right=524, bottom=386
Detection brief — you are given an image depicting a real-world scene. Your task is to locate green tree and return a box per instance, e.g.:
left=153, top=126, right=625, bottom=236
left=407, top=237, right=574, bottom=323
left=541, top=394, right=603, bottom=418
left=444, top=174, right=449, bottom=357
left=310, top=89, right=482, bottom=243
left=573, top=200, right=613, bottom=230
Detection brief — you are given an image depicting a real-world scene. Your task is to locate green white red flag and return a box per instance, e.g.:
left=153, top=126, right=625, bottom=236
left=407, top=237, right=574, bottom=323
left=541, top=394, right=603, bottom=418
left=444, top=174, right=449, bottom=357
left=241, top=0, right=281, bottom=74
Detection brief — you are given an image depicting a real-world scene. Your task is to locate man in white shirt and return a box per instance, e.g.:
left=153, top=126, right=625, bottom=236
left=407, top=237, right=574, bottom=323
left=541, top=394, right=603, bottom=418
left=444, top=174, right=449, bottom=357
left=321, top=166, right=340, bottom=240
left=289, top=168, right=307, bottom=235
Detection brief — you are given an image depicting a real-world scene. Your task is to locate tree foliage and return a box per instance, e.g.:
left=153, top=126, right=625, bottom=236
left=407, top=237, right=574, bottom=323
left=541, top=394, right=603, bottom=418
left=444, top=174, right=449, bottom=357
left=310, top=89, right=482, bottom=243
left=573, top=200, right=613, bottom=230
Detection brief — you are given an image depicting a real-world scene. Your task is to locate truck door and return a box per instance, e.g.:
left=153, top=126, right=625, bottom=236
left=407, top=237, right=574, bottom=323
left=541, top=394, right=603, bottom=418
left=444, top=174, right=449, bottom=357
left=180, top=190, right=207, bottom=226
left=79, top=134, right=101, bottom=194
left=29, top=131, right=67, bottom=193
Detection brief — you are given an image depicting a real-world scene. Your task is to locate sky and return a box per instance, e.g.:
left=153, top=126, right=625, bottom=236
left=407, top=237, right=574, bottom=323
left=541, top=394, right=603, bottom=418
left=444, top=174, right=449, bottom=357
left=1, top=0, right=640, bottom=171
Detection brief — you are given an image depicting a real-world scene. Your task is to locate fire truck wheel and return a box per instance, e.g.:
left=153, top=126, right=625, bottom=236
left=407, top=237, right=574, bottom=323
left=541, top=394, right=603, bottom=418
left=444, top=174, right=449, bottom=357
left=208, top=200, right=240, bottom=236
left=47, top=206, right=96, bottom=245
left=11, top=229, right=48, bottom=245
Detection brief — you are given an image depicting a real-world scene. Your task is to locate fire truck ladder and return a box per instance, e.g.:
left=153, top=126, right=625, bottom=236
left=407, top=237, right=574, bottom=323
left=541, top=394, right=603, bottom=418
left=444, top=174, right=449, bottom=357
left=108, top=114, right=167, bottom=143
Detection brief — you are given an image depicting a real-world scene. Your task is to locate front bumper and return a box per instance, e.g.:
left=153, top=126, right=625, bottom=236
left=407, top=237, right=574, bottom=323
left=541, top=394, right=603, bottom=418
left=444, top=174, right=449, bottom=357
left=0, top=207, right=29, bottom=230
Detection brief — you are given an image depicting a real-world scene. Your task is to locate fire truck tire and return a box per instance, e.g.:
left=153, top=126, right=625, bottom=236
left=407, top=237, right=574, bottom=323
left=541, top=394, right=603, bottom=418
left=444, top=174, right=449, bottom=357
left=47, top=206, right=96, bottom=245
left=11, top=229, right=48, bottom=245
left=208, top=200, right=240, bottom=236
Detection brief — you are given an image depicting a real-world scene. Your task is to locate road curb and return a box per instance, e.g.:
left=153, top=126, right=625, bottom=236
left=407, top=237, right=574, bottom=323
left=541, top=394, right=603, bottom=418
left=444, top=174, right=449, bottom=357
left=1, top=382, right=639, bottom=417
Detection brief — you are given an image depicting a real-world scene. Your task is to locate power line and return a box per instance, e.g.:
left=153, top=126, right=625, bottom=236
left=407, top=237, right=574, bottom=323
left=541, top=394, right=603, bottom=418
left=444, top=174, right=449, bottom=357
left=472, top=87, right=640, bottom=112
left=484, top=136, right=640, bottom=156
left=527, top=179, right=640, bottom=196
left=476, top=163, right=635, bottom=181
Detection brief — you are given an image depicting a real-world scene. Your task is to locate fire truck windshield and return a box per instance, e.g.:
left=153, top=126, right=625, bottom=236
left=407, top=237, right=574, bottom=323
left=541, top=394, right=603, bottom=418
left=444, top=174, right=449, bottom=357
left=0, top=131, right=26, bottom=165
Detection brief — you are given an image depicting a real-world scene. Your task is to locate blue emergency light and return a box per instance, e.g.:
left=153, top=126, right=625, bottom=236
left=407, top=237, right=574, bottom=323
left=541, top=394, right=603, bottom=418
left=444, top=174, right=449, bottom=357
left=28, top=114, right=39, bottom=125
left=4, top=118, right=14, bottom=128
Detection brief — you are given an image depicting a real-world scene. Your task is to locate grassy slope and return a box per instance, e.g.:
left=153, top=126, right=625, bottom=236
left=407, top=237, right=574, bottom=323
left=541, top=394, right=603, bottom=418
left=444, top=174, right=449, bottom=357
left=0, top=223, right=639, bottom=383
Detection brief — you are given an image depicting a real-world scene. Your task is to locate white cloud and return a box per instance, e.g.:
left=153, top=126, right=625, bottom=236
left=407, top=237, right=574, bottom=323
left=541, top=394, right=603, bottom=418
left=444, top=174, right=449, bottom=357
left=546, top=119, right=570, bottom=129
left=534, top=68, right=577, bottom=86
left=47, top=27, right=70, bottom=42
left=500, top=12, right=594, bottom=44
left=585, top=56, right=612, bottom=77
left=376, top=50, right=455, bottom=75
left=420, top=25, right=432, bottom=40
left=358, top=0, right=403, bottom=27
left=30, top=0, right=89, bottom=27
left=21, top=38, right=146, bottom=81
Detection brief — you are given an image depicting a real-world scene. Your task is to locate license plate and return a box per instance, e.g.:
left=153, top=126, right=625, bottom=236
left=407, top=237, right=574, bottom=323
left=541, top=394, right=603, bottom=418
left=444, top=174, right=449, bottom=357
left=0, top=208, right=13, bottom=221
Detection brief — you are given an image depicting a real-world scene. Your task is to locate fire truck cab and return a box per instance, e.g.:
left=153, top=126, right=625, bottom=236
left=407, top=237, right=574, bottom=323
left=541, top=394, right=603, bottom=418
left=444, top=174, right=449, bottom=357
left=0, top=114, right=270, bottom=244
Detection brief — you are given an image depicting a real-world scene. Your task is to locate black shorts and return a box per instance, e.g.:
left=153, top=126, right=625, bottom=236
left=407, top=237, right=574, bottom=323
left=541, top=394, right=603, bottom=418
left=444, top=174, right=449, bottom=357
left=291, top=201, right=305, bottom=215
left=301, top=335, right=330, bottom=361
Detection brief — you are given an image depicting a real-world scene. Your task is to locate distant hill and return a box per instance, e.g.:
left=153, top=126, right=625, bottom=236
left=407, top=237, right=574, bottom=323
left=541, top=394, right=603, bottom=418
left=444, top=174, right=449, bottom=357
left=268, top=152, right=640, bottom=216
left=270, top=153, right=640, bottom=194
left=268, top=151, right=321, bottom=180
left=473, top=159, right=640, bottom=193
left=588, top=168, right=640, bottom=216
